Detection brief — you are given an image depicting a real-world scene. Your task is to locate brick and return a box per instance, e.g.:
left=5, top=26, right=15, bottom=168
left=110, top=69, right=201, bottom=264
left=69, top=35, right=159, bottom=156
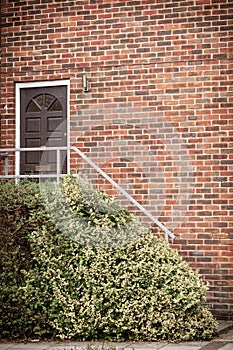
left=1, top=0, right=233, bottom=320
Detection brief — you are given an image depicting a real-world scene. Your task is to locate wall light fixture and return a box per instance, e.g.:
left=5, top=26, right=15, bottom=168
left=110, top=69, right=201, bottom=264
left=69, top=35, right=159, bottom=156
left=82, top=75, right=89, bottom=92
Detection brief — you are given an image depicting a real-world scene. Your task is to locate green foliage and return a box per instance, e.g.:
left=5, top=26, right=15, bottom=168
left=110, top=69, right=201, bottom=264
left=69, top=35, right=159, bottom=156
left=62, top=175, right=133, bottom=228
left=40, top=176, right=147, bottom=248
left=0, top=180, right=57, bottom=339
left=0, top=178, right=218, bottom=341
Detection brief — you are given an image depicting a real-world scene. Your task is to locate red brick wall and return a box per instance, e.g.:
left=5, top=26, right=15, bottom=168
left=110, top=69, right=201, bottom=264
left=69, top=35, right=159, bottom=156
left=1, top=0, right=232, bottom=320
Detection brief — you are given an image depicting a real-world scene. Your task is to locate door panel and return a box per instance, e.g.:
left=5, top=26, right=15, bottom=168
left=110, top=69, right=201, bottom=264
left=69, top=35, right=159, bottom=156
left=26, top=118, right=41, bottom=132
left=20, top=86, right=67, bottom=175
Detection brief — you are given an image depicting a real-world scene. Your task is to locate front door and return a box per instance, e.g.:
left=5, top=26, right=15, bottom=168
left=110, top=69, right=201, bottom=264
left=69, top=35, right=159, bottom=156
left=20, top=86, right=67, bottom=176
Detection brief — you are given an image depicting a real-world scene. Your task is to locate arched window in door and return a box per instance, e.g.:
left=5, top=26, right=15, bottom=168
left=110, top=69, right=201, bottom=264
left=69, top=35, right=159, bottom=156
left=26, top=93, right=63, bottom=113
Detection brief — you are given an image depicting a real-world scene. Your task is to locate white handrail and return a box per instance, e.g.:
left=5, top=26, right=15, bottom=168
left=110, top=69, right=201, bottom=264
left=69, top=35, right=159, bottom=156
left=71, top=146, right=175, bottom=240
left=0, top=146, right=175, bottom=240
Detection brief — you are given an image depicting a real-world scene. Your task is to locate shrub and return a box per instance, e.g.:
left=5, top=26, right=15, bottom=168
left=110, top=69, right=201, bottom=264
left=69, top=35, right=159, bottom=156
left=21, top=231, right=217, bottom=341
left=0, top=177, right=218, bottom=341
left=0, top=180, right=56, bottom=339
left=39, top=175, right=147, bottom=248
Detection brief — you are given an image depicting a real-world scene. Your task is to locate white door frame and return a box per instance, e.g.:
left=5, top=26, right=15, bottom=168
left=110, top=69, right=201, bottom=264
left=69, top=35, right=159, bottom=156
left=15, top=80, right=70, bottom=177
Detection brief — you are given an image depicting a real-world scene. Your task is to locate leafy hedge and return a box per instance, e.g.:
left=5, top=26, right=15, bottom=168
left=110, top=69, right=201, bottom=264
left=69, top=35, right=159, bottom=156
left=0, top=177, right=217, bottom=341
left=39, top=176, right=147, bottom=248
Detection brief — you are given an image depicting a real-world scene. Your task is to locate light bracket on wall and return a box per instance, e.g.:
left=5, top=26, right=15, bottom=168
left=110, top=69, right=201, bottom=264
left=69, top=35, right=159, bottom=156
left=82, top=75, right=89, bottom=93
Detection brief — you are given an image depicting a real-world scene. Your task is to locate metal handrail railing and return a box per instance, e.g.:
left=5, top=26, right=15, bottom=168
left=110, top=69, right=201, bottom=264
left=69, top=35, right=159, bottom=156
left=0, top=146, right=175, bottom=240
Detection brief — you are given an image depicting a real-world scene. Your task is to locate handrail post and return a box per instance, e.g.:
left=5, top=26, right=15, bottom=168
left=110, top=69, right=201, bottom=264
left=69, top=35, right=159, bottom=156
left=15, top=149, right=20, bottom=184
left=56, top=148, right=60, bottom=183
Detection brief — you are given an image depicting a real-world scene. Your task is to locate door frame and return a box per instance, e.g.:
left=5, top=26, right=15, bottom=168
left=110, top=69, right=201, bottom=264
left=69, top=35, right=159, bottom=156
left=15, top=80, right=70, bottom=177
